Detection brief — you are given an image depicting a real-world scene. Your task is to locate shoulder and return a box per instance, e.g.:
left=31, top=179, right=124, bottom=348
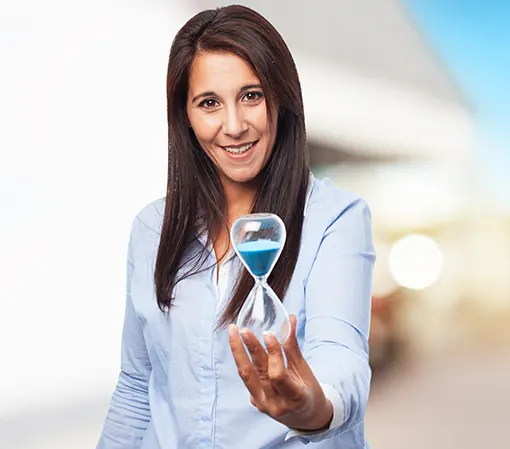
left=129, top=197, right=166, bottom=247
left=307, top=175, right=372, bottom=229
left=299, top=176, right=375, bottom=275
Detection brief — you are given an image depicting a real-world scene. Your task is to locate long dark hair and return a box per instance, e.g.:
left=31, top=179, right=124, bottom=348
left=155, top=5, right=309, bottom=327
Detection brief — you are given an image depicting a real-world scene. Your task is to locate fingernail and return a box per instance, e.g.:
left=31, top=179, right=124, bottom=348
left=228, top=324, right=237, bottom=338
left=240, top=329, right=250, bottom=343
left=263, top=331, right=273, bottom=346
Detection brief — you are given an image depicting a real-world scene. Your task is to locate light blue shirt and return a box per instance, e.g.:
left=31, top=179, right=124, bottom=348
left=97, top=174, right=375, bottom=448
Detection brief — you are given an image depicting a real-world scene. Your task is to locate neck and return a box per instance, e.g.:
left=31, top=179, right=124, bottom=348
left=210, top=175, right=259, bottom=268
left=221, top=175, right=259, bottom=225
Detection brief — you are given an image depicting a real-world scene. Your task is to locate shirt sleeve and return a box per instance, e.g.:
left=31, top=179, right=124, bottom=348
left=287, top=198, right=375, bottom=443
left=285, top=382, right=345, bottom=441
left=96, top=217, right=152, bottom=449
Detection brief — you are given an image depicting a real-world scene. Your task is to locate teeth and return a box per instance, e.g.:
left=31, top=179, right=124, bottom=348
left=223, top=142, right=254, bottom=154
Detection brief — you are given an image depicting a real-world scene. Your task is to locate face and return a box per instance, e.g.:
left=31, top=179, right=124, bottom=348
left=187, top=51, right=278, bottom=187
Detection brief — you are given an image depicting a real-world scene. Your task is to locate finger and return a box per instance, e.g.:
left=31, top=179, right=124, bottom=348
left=282, top=315, right=305, bottom=367
left=264, top=332, right=286, bottom=381
left=228, top=324, right=263, bottom=401
left=240, top=329, right=278, bottom=402
left=264, top=331, right=304, bottom=401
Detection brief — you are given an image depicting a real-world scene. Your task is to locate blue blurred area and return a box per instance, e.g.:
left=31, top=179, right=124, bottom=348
left=407, top=0, right=510, bottom=210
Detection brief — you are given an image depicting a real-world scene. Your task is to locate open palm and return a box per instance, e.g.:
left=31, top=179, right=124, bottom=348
left=228, top=315, right=333, bottom=431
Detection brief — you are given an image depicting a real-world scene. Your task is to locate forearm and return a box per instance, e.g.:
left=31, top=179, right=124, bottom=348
left=97, top=370, right=151, bottom=449
left=304, top=316, right=371, bottom=429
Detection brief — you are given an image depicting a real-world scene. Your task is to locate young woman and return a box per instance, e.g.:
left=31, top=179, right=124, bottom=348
left=97, top=5, right=375, bottom=449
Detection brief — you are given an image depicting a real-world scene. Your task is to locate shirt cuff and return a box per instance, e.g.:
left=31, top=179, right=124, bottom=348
left=285, top=383, right=345, bottom=442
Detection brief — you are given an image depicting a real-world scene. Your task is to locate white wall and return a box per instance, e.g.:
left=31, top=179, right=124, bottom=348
left=0, top=0, right=193, bottom=418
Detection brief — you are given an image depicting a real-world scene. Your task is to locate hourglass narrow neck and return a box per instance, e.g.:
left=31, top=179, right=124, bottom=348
left=254, top=275, right=268, bottom=284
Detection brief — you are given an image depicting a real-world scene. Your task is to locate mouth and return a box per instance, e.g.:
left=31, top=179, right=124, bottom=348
left=221, top=140, right=258, bottom=155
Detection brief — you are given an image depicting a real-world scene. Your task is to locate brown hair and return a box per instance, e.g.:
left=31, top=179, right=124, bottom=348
left=155, top=5, right=309, bottom=327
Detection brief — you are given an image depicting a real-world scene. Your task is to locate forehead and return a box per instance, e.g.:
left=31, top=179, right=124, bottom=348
left=188, top=51, right=260, bottom=93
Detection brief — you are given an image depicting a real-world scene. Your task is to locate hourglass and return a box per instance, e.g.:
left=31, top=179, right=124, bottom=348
left=230, top=213, right=290, bottom=345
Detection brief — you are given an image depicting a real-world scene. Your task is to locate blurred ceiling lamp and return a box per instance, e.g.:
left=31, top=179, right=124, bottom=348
left=388, top=234, right=443, bottom=290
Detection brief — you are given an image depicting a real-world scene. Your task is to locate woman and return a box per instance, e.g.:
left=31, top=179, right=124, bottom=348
left=97, top=5, right=375, bottom=449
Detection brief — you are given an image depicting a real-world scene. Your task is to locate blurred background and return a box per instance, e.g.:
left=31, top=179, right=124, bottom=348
left=1, top=0, right=509, bottom=447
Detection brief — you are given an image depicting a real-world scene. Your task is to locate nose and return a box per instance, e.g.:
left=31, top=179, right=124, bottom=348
left=222, top=105, right=248, bottom=138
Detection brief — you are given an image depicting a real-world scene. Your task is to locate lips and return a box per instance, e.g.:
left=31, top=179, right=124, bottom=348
left=221, top=140, right=258, bottom=155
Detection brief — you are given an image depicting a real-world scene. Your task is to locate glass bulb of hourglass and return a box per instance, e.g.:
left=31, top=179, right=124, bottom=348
left=230, top=213, right=290, bottom=345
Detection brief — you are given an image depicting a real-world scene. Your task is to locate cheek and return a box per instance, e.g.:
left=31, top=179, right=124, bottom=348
left=251, top=107, right=270, bottom=133
left=189, top=113, right=220, bottom=146
left=256, top=107, right=277, bottom=150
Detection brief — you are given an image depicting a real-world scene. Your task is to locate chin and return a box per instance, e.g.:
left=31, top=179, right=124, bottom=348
left=223, top=167, right=261, bottom=185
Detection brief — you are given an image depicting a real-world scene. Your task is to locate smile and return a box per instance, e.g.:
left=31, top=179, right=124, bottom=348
left=221, top=141, right=257, bottom=154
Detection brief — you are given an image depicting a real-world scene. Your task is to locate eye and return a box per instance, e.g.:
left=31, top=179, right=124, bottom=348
left=199, top=98, right=219, bottom=109
left=242, top=91, right=263, bottom=102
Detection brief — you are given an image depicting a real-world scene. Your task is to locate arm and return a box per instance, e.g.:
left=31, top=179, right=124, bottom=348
left=290, top=198, right=375, bottom=442
left=97, top=218, right=152, bottom=449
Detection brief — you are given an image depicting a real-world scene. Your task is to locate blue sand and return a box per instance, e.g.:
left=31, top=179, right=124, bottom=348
left=237, top=239, right=282, bottom=277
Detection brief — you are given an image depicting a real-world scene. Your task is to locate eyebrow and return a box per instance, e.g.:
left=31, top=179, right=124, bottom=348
left=191, top=84, right=263, bottom=104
